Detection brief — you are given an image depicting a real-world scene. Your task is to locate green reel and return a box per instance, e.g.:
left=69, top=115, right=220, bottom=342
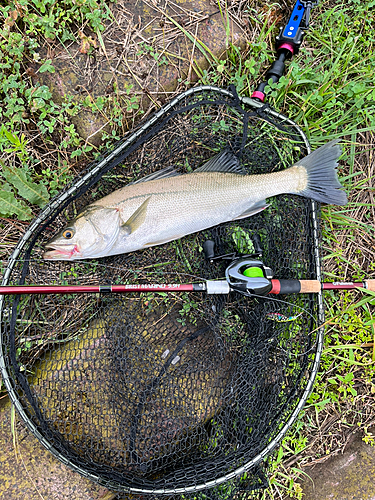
left=225, top=259, right=274, bottom=296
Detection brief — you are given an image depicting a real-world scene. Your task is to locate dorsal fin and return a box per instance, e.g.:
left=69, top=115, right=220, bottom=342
left=195, top=151, right=243, bottom=174
left=130, top=166, right=180, bottom=185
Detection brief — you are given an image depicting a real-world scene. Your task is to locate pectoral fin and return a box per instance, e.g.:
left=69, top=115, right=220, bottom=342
left=121, top=197, right=150, bottom=234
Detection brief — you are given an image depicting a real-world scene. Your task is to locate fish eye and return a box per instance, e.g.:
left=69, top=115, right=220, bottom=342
left=62, top=229, right=75, bottom=239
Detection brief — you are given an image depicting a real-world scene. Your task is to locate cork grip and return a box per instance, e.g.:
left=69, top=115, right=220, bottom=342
left=366, top=280, right=375, bottom=292
left=299, top=280, right=321, bottom=293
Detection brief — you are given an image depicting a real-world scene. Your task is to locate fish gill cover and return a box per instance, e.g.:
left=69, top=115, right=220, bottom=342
left=0, top=87, right=322, bottom=497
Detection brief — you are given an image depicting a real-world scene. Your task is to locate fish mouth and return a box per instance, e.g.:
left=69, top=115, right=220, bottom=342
left=43, top=244, right=79, bottom=260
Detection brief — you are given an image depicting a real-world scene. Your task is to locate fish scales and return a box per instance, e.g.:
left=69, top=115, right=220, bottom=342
left=96, top=170, right=301, bottom=242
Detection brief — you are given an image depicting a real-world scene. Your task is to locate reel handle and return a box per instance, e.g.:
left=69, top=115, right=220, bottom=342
left=203, top=240, right=215, bottom=261
left=251, top=233, right=263, bottom=256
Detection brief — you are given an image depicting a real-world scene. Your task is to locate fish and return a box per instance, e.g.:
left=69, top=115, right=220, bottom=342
left=43, top=139, right=347, bottom=260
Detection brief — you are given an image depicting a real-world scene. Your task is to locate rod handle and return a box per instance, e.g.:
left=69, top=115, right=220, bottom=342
left=270, top=279, right=375, bottom=294
left=270, top=279, right=321, bottom=294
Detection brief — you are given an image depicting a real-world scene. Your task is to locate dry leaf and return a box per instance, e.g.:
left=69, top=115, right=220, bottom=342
left=78, top=30, right=98, bottom=54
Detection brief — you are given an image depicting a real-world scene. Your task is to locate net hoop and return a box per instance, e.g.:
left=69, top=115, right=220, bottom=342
left=0, top=85, right=325, bottom=494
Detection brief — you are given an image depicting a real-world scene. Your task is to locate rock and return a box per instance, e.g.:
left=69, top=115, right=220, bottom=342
left=0, top=395, right=111, bottom=500
left=31, top=0, right=245, bottom=145
left=296, top=429, right=375, bottom=500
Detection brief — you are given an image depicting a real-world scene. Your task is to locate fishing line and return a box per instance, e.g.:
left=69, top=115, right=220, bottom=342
left=236, top=291, right=319, bottom=356
left=241, top=292, right=317, bottom=325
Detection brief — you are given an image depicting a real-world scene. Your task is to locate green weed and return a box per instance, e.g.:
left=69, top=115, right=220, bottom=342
left=0, top=1, right=118, bottom=219
left=137, top=41, right=169, bottom=67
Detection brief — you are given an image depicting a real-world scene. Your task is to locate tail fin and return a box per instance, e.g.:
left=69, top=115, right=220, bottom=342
left=296, top=140, right=348, bottom=205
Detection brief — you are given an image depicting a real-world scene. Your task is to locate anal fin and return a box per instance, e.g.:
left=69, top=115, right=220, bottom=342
left=232, top=201, right=269, bottom=220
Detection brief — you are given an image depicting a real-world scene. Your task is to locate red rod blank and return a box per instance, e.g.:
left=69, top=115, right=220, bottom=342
left=0, top=284, right=195, bottom=295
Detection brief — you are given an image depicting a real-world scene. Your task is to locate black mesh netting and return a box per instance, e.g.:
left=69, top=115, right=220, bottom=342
left=0, top=86, right=323, bottom=497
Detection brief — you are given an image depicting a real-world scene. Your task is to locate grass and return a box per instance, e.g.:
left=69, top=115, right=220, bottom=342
left=0, top=0, right=375, bottom=499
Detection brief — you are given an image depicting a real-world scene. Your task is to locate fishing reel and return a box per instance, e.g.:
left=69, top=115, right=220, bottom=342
left=203, top=235, right=274, bottom=296
left=225, top=258, right=273, bottom=296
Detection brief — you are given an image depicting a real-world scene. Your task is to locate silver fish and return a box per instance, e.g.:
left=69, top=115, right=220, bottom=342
left=43, top=140, right=347, bottom=260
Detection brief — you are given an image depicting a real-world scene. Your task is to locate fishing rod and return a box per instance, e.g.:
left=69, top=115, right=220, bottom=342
left=1, top=251, right=373, bottom=296
left=1, top=275, right=373, bottom=295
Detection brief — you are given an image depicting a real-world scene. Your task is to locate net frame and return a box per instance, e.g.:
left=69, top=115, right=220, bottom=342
left=0, top=85, right=325, bottom=495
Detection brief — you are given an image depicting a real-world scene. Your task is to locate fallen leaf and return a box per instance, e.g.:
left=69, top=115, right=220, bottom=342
left=78, top=30, right=98, bottom=54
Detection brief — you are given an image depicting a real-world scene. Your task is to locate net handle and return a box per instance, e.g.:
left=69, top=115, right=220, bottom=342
left=251, top=0, right=318, bottom=101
